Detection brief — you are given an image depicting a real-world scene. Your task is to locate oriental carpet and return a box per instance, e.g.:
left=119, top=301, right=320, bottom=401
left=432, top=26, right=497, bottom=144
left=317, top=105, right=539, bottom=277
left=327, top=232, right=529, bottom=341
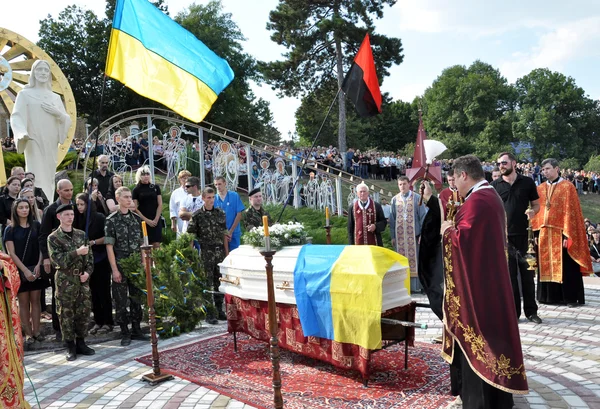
left=136, top=333, right=453, bottom=408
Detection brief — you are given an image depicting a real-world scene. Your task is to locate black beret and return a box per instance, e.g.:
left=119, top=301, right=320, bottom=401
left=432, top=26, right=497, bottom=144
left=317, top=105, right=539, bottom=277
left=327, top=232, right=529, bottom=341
left=248, top=187, right=261, bottom=197
left=56, top=203, right=75, bottom=214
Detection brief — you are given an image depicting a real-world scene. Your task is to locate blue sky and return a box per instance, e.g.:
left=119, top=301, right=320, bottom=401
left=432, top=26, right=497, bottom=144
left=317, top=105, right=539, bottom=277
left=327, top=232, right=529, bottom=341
left=2, top=0, right=599, bottom=140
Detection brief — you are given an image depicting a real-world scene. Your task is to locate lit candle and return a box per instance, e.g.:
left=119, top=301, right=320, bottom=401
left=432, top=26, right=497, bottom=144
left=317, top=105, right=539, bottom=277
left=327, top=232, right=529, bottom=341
left=325, top=207, right=330, bottom=226
left=142, top=221, right=148, bottom=237
left=263, top=216, right=269, bottom=237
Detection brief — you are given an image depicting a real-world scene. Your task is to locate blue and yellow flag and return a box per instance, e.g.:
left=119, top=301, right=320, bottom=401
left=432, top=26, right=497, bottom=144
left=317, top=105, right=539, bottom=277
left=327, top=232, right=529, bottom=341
left=294, top=245, right=409, bottom=350
left=105, top=0, right=234, bottom=122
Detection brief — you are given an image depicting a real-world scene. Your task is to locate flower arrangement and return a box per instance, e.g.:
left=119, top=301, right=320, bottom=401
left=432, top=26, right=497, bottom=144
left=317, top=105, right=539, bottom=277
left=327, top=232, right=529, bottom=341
left=243, top=222, right=308, bottom=249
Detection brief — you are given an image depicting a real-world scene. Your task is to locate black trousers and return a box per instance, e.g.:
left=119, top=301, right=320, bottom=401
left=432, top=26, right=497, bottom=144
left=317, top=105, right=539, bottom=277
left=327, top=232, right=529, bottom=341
left=508, top=235, right=538, bottom=318
left=90, top=257, right=114, bottom=326
left=450, top=347, right=514, bottom=409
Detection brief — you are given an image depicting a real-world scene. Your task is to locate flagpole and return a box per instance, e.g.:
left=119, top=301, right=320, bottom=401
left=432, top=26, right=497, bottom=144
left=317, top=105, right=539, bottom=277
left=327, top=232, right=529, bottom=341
left=84, top=75, right=107, bottom=239
left=276, top=87, right=342, bottom=223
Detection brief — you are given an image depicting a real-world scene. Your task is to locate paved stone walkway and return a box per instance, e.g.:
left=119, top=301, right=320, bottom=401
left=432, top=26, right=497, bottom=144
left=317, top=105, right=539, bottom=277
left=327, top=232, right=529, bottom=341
left=23, top=279, right=600, bottom=408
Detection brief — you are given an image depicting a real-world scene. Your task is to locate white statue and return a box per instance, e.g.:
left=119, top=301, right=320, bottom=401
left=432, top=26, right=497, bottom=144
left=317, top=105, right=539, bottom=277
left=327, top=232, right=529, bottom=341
left=10, top=60, right=71, bottom=200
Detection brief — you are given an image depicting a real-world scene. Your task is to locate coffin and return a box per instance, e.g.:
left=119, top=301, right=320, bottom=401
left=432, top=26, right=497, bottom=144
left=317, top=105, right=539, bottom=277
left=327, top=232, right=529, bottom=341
left=219, top=245, right=412, bottom=311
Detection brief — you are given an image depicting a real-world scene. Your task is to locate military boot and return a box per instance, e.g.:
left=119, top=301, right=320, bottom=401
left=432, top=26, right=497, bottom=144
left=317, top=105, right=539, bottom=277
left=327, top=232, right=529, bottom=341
left=120, top=324, right=131, bottom=346
left=75, top=338, right=95, bottom=355
left=131, top=322, right=149, bottom=341
left=65, top=340, right=77, bottom=361
left=205, top=310, right=218, bottom=325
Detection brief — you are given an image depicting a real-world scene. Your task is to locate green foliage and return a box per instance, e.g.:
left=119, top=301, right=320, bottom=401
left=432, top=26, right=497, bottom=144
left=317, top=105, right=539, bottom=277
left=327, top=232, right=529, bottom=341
left=261, top=0, right=403, bottom=151
left=37, top=0, right=280, bottom=144
left=422, top=60, right=516, bottom=159
left=559, top=157, right=582, bottom=171
left=584, top=155, right=600, bottom=173
left=513, top=68, right=596, bottom=163
left=120, top=234, right=210, bottom=338
left=2, top=152, right=25, bottom=176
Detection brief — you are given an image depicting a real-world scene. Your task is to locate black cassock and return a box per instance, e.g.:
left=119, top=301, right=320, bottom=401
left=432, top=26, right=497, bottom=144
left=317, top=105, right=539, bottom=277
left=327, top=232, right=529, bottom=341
left=418, top=195, right=444, bottom=320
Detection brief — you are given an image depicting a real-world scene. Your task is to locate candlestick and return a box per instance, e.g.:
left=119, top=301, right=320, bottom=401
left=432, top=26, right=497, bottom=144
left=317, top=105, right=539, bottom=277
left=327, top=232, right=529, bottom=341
left=142, top=221, right=148, bottom=237
left=325, top=207, right=330, bottom=226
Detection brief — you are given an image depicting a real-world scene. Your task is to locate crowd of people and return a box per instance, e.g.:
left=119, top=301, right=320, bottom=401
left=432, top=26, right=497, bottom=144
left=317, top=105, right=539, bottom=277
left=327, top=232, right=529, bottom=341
left=1, top=141, right=599, bottom=408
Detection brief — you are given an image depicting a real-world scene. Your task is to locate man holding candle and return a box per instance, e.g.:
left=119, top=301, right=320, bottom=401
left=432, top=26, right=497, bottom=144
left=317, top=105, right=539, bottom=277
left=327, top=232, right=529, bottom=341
left=214, top=176, right=244, bottom=251
left=188, top=187, right=229, bottom=324
left=243, top=187, right=272, bottom=232
left=347, top=182, right=386, bottom=246
left=105, top=187, right=148, bottom=346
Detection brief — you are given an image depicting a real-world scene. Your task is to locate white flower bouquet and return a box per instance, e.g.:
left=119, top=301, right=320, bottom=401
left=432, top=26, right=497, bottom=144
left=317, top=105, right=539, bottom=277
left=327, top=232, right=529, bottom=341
left=242, top=222, right=308, bottom=250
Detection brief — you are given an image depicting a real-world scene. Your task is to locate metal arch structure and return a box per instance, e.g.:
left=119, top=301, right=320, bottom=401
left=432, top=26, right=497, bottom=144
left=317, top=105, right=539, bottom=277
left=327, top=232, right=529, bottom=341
left=0, top=27, right=77, bottom=184
left=78, top=107, right=394, bottom=213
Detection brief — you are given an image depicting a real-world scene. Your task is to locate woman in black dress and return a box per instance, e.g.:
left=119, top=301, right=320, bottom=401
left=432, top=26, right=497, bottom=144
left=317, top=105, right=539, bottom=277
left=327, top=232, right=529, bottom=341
left=132, top=166, right=163, bottom=246
left=4, top=198, right=46, bottom=347
left=105, top=174, right=123, bottom=214
left=74, top=193, right=114, bottom=333
left=590, top=229, right=600, bottom=277
left=0, top=176, right=22, bottom=232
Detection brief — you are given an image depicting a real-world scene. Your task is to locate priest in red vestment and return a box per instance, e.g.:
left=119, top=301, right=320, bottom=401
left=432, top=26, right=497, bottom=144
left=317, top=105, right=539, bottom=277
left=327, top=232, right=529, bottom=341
left=532, top=158, right=592, bottom=307
left=441, top=155, right=528, bottom=409
left=1, top=252, right=31, bottom=408
left=438, top=168, right=464, bottom=222
left=347, top=182, right=386, bottom=246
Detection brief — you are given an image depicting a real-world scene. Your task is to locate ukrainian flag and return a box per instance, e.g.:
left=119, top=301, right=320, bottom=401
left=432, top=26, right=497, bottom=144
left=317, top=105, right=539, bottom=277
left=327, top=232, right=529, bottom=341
left=105, top=0, right=234, bottom=122
left=294, top=245, right=409, bottom=350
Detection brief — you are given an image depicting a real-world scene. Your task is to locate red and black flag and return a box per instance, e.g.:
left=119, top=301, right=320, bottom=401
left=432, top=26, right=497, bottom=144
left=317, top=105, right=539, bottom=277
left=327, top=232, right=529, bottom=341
left=341, top=34, right=382, bottom=117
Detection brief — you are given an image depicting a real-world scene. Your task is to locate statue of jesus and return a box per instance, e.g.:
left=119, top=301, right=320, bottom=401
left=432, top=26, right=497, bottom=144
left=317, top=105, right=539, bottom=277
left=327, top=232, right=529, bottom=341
left=10, top=60, right=71, bottom=199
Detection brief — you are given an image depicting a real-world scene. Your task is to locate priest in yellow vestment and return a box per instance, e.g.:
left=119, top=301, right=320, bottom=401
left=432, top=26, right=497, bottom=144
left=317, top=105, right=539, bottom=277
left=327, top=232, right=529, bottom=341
left=532, top=158, right=592, bottom=307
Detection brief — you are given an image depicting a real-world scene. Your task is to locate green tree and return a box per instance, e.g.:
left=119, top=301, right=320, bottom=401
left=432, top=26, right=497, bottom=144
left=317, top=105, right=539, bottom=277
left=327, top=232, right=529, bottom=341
left=38, top=0, right=280, bottom=144
left=513, top=68, right=595, bottom=163
left=422, top=60, right=516, bottom=159
left=261, top=0, right=403, bottom=154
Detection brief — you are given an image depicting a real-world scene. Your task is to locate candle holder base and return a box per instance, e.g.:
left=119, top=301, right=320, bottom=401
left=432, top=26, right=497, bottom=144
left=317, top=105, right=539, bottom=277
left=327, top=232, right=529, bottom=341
left=141, top=372, right=174, bottom=386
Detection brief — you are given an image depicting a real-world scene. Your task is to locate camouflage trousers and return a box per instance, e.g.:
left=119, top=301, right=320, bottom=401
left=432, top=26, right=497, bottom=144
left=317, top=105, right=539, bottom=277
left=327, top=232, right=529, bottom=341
left=55, top=270, right=92, bottom=341
left=202, top=246, right=225, bottom=309
left=112, top=264, right=144, bottom=326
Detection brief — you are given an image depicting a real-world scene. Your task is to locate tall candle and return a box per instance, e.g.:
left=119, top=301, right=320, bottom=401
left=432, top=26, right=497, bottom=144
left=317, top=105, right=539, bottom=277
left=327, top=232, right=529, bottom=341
left=325, top=207, right=330, bottom=226
left=142, top=221, right=148, bottom=237
left=263, top=216, right=269, bottom=236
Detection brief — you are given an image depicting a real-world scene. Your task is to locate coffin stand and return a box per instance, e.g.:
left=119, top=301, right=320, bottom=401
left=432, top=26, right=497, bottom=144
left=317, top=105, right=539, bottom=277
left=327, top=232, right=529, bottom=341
left=219, top=245, right=417, bottom=385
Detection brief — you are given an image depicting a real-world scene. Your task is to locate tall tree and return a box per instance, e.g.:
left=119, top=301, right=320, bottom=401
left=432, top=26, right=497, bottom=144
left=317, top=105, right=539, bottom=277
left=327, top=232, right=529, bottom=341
left=422, top=60, right=516, bottom=159
left=38, top=0, right=280, bottom=144
left=513, top=68, right=595, bottom=163
left=261, top=0, right=403, bottom=154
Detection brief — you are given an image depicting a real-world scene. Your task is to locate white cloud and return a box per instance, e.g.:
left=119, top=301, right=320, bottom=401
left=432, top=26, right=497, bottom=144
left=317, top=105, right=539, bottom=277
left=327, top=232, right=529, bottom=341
left=500, top=16, right=600, bottom=82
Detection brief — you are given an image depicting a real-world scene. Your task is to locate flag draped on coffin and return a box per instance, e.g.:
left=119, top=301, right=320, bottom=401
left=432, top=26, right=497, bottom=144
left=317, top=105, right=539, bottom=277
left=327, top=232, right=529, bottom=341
left=341, top=34, right=382, bottom=117
left=105, top=0, right=234, bottom=122
left=293, top=245, right=409, bottom=350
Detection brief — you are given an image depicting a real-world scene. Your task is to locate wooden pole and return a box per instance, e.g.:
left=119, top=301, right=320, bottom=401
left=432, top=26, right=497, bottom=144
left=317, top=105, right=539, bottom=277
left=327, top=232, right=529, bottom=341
left=259, top=250, right=283, bottom=409
left=141, top=244, right=174, bottom=385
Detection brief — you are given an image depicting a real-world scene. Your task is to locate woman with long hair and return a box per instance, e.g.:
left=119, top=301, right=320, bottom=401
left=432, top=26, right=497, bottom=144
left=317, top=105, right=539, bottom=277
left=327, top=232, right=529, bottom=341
left=19, top=187, right=43, bottom=222
left=74, top=193, right=114, bottom=333
left=4, top=198, right=46, bottom=348
left=590, top=229, right=600, bottom=277
left=132, top=166, right=163, bottom=246
left=0, top=176, right=22, bottom=230
left=105, top=174, right=124, bottom=214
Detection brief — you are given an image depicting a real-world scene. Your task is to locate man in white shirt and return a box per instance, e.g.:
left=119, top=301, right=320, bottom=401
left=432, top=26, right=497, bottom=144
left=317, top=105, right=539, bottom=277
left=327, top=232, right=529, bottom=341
left=179, top=177, right=205, bottom=233
left=169, top=170, right=191, bottom=235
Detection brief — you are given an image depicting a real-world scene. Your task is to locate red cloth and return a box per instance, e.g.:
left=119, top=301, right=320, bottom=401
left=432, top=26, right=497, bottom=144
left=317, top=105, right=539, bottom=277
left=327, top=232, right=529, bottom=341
left=441, top=185, right=528, bottom=394
left=226, top=295, right=415, bottom=378
left=352, top=200, right=377, bottom=245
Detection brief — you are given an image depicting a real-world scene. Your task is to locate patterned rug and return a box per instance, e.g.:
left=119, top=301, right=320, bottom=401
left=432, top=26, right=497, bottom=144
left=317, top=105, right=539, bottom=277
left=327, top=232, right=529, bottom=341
left=136, top=333, right=453, bottom=409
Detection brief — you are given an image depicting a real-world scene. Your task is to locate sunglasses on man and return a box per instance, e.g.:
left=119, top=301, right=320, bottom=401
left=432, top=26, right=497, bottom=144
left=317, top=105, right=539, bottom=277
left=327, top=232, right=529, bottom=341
left=497, top=161, right=509, bottom=166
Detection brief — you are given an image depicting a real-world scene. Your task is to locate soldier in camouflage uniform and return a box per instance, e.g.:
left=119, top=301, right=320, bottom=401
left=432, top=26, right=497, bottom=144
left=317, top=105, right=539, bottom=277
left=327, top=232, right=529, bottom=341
left=242, top=187, right=273, bottom=232
left=105, top=187, right=148, bottom=346
left=187, top=187, right=229, bottom=324
left=47, top=203, right=95, bottom=361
